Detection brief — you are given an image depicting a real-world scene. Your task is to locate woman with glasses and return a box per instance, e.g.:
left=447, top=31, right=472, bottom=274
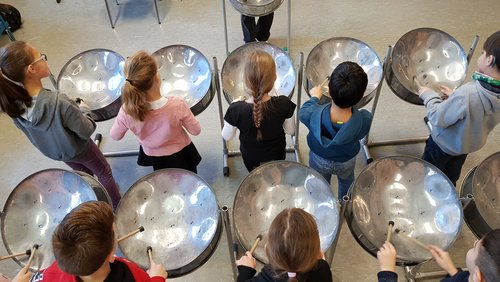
left=0, top=41, right=121, bottom=209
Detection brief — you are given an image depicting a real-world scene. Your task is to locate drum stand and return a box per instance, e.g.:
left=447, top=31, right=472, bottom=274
left=361, top=35, right=479, bottom=164
left=221, top=0, right=292, bottom=56
left=214, top=53, right=303, bottom=176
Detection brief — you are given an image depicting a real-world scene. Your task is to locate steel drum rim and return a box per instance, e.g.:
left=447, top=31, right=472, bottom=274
left=346, top=155, right=463, bottom=265
left=115, top=168, right=221, bottom=277
left=1, top=169, right=102, bottom=271
left=221, top=42, right=296, bottom=105
left=229, top=0, right=284, bottom=17
left=304, top=36, right=383, bottom=108
left=57, top=48, right=125, bottom=121
left=152, top=44, right=214, bottom=116
left=387, top=27, right=468, bottom=105
left=232, top=160, right=340, bottom=264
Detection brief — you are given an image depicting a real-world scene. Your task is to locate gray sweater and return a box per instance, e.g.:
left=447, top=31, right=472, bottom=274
left=420, top=80, right=500, bottom=155
left=13, top=89, right=96, bottom=161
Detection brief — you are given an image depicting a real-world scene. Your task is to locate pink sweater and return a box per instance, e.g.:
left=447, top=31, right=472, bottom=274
left=110, top=97, right=201, bottom=156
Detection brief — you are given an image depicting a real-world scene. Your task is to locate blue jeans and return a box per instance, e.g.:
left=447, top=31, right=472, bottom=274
left=309, top=151, right=356, bottom=200
left=422, top=136, right=467, bottom=187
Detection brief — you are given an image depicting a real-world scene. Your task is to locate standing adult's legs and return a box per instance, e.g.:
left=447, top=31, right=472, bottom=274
left=241, top=15, right=257, bottom=43
left=256, top=12, right=274, bottom=41
left=66, top=141, right=121, bottom=208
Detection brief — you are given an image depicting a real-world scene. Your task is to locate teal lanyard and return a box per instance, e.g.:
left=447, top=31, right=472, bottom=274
left=472, top=71, right=500, bottom=87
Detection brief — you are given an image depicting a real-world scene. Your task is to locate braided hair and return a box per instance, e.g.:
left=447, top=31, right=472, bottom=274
left=244, top=50, right=277, bottom=141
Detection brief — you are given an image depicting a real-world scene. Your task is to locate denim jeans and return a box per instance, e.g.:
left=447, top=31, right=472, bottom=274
left=309, top=151, right=356, bottom=200
left=422, top=136, right=467, bottom=187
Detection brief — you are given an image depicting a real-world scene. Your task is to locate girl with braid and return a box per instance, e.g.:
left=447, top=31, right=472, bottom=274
left=222, top=50, right=296, bottom=172
left=110, top=51, right=202, bottom=173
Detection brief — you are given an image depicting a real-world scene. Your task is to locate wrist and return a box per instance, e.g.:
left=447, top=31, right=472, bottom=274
left=447, top=267, right=458, bottom=276
left=380, top=266, right=396, bottom=272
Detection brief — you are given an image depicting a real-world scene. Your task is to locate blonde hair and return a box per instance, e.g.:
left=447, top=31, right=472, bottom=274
left=121, top=51, right=157, bottom=121
left=244, top=50, right=277, bottom=141
left=266, top=208, right=321, bottom=282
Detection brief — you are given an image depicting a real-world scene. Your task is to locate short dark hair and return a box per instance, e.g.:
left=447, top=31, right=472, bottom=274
left=52, top=201, right=115, bottom=276
left=476, top=229, right=500, bottom=282
left=483, top=31, right=500, bottom=72
left=328, top=61, right=368, bottom=109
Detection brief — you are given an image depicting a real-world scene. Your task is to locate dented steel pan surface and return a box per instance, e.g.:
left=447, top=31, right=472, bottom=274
left=233, top=161, right=339, bottom=264
left=221, top=42, right=295, bottom=104
left=305, top=37, right=383, bottom=108
left=345, top=156, right=462, bottom=265
left=115, top=169, right=221, bottom=278
left=229, top=0, right=284, bottom=17
left=386, top=28, right=468, bottom=105
left=1, top=169, right=110, bottom=271
left=152, top=45, right=214, bottom=116
left=57, top=49, right=125, bottom=121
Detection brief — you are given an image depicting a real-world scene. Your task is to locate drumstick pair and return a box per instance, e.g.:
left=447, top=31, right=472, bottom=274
left=117, top=226, right=145, bottom=243
left=0, top=244, right=38, bottom=273
left=385, top=221, right=429, bottom=252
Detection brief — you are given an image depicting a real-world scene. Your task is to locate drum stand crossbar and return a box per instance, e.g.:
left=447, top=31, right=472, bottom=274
left=214, top=53, right=304, bottom=176
left=361, top=35, right=479, bottom=164
left=221, top=0, right=292, bottom=56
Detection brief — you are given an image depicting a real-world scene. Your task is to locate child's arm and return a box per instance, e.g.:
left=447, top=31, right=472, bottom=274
left=418, top=87, right=466, bottom=128
left=11, top=265, right=31, bottom=282
left=221, top=121, right=237, bottom=141
left=179, top=101, right=201, bottom=136
left=109, top=108, right=129, bottom=140
left=283, top=114, right=295, bottom=135
left=64, top=97, right=97, bottom=140
left=298, top=87, right=322, bottom=126
left=428, top=245, right=459, bottom=277
left=376, top=241, right=398, bottom=282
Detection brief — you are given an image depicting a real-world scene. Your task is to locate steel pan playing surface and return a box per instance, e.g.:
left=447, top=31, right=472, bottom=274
left=221, top=42, right=295, bottom=104
left=57, top=49, right=125, bottom=121
left=229, top=0, right=284, bottom=16
left=152, top=45, right=213, bottom=116
left=115, top=169, right=221, bottom=277
left=346, top=156, right=462, bottom=265
left=1, top=169, right=106, bottom=271
left=233, top=161, right=339, bottom=263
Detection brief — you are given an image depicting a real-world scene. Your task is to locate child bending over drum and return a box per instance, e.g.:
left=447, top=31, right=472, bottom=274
left=0, top=41, right=121, bottom=209
left=299, top=62, right=372, bottom=200
left=110, top=51, right=202, bottom=173
left=6, top=201, right=168, bottom=282
left=377, top=229, right=500, bottom=282
left=416, top=31, right=500, bottom=186
left=222, top=50, right=296, bottom=172
left=236, top=208, right=332, bottom=282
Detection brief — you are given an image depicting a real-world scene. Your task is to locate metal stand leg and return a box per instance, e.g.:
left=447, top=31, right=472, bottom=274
left=466, top=35, right=480, bottom=64
left=153, top=0, right=161, bottom=24
left=213, top=57, right=231, bottom=176
left=222, top=0, right=230, bottom=56
left=404, top=266, right=418, bottom=282
left=292, top=52, right=304, bottom=163
left=104, top=0, right=115, bottom=29
left=221, top=206, right=238, bottom=282
left=286, top=0, right=291, bottom=53
left=325, top=195, right=348, bottom=264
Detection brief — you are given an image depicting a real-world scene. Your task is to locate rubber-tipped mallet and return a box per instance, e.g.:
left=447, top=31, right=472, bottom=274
left=117, top=226, right=145, bottom=243
left=319, top=76, right=330, bottom=88
left=25, top=244, right=39, bottom=273
left=0, top=249, right=31, bottom=261
left=395, top=229, right=429, bottom=251
left=386, top=221, right=395, bottom=242
left=249, top=234, right=263, bottom=255
left=146, top=246, right=154, bottom=265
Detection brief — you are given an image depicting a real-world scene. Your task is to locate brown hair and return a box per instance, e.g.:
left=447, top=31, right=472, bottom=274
left=265, top=208, right=321, bottom=282
left=0, top=41, right=35, bottom=118
left=483, top=31, right=500, bottom=72
left=121, top=51, right=157, bottom=121
left=244, top=50, right=277, bottom=141
left=476, top=229, right=500, bottom=281
left=52, top=201, right=115, bottom=276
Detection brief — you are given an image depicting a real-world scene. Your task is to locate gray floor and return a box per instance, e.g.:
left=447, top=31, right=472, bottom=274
left=1, top=0, right=499, bottom=281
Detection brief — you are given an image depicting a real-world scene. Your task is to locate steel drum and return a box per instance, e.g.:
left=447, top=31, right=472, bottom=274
left=221, top=42, right=295, bottom=104
left=229, top=0, right=284, bottom=17
left=386, top=28, right=468, bottom=105
left=460, top=152, right=500, bottom=239
left=304, top=37, right=383, bottom=108
left=152, top=45, right=214, bottom=116
left=115, top=169, right=221, bottom=278
left=345, top=156, right=462, bottom=266
left=57, top=49, right=125, bottom=121
left=233, top=161, right=339, bottom=263
left=1, top=169, right=112, bottom=271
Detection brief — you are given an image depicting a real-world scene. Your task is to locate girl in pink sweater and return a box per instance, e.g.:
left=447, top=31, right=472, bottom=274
left=110, top=51, right=201, bottom=173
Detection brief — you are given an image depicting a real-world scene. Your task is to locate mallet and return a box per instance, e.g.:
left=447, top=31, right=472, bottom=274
left=25, top=244, right=39, bottom=273
left=0, top=249, right=31, bottom=261
left=117, top=226, right=145, bottom=243
left=395, top=229, right=429, bottom=251
left=146, top=246, right=154, bottom=265
left=386, top=221, right=395, bottom=242
left=249, top=234, right=263, bottom=255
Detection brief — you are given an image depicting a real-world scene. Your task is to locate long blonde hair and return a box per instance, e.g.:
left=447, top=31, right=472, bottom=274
left=244, top=50, right=277, bottom=141
left=121, top=51, right=157, bottom=121
left=265, top=208, right=321, bottom=282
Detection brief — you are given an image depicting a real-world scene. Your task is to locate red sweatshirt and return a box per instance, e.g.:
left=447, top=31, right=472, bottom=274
left=29, top=257, right=165, bottom=282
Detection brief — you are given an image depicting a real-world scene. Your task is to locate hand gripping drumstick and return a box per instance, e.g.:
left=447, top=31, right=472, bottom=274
left=25, top=244, right=39, bottom=273
left=249, top=235, right=263, bottom=255
left=319, top=76, right=330, bottom=88
left=395, top=229, right=430, bottom=251
left=0, top=249, right=32, bottom=261
left=117, top=226, right=145, bottom=243
left=386, top=221, right=394, bottom=242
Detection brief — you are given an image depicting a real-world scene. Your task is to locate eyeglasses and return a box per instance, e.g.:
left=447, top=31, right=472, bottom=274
left=29, top=54, right=47, bottom=66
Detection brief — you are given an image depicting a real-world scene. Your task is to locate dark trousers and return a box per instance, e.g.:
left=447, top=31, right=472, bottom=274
left=137, top=143, right=201, bottom=173
left=422, top=136, right=467, bottom=186
left=241, top=13, right=274, bottom=43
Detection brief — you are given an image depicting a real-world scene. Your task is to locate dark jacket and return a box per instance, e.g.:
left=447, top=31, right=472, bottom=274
left=237, top=259, right=332, bottom=282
